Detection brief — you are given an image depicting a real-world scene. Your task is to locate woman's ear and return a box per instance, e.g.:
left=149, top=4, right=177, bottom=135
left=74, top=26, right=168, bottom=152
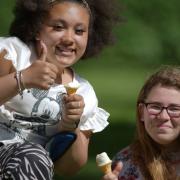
left=138, top=103, right=144, bottom=122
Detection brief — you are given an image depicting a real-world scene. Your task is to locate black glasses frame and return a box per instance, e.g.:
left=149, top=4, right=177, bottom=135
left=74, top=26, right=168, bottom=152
left=143, top=102, right=180, bottom=118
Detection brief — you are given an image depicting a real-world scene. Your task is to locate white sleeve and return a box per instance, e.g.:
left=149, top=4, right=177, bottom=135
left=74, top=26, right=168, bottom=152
left=0, top=37, right=17, bottom=66
left=76, top=77, right=110, bottom=133
left=0, top=37, right=31, bottom=70
left=0, top=105, right=14, bottom=125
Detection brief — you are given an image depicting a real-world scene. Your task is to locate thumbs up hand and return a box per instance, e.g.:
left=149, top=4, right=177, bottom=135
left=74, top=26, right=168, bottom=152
left=21, top=41, right=59, bottom=90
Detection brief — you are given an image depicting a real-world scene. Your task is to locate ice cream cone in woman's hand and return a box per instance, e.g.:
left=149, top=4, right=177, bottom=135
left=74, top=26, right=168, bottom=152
left=96, top=152, right=112, bottom=174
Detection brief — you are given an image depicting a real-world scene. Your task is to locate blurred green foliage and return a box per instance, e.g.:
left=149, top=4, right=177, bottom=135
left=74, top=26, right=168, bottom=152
left=0, top=0, right=180, bottom=65
left=0, top=0, right=179, bottom=179
left=116, top=0, right=180, bottom=65
left=0, top=0, right=15, bottom=35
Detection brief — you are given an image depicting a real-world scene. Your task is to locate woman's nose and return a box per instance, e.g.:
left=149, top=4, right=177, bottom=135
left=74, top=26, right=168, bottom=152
left=158, top=109, right=170, bottom=120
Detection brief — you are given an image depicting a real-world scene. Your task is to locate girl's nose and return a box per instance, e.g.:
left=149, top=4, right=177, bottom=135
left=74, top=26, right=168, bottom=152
left=61, top=30, right=74, bottom=45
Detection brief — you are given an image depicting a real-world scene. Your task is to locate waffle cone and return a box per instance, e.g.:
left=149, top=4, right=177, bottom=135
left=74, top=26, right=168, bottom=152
left=64, top=85, right=79, bottom=95
left=66, top=87, right=78, bottom=95
left=98, top=163, right=112, bottom=174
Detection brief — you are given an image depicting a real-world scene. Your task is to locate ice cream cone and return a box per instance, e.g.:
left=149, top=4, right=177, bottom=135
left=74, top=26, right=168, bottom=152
left=99, top=162, right=112, bottom=174
left=65, top=86, right=78, bottom=95
left=96, top=152, right=112, bottom=174
left=64, top=82, right=80, bottom=95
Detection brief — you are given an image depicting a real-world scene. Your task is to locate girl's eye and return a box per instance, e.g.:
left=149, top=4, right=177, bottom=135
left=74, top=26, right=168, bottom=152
left=75, top=29, right=85, bottom=35
left=53, top=24, right=64, bottom=31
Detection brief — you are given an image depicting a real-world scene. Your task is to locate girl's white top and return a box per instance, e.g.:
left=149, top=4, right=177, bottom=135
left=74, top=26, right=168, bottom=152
left=0, top=37, right=109, bottom=147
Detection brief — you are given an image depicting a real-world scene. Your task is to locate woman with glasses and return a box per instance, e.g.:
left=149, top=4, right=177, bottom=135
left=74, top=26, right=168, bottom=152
left=102, top=66, right=180, bottom=180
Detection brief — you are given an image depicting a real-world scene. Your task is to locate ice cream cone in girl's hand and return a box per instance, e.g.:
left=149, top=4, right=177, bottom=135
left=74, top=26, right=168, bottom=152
left=96, top=152, right=112, bottom=174
left=64, top=81, right=80, bottom=95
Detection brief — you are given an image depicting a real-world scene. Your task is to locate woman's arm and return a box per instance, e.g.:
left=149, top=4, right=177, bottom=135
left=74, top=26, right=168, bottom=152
left=54, top=129, right=91, bottom=176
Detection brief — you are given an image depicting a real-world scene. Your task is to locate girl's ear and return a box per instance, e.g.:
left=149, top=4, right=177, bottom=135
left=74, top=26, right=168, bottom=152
left=35, top=36, right=40, bottom=41
left=138, top=103, right=144, bottom=122
left=35, top=33, right=41, bottom=41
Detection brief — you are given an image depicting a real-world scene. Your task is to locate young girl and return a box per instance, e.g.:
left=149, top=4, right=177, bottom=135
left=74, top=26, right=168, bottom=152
left=0, top=0, right=121, bottom=179
left=102, top=66, right=180, bottom=180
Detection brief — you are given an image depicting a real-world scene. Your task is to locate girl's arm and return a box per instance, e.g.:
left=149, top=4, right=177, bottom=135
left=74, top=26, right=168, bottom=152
left=0, top=50, right=18, bottom=105
left=0, top=47, right=59, bottom=105
left=54, top=129, right=91, bottom=176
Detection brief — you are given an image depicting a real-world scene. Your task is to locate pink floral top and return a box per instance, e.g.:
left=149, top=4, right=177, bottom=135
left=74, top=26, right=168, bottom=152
left=112, top=147, right=144, bottom=180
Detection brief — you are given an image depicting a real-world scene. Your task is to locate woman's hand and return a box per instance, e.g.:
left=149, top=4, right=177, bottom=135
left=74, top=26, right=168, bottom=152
left=21, top=41, right=59, bottom=90
left=102, top=162, right=123, bottom=180
left=60, top=94, right=85, bottom=131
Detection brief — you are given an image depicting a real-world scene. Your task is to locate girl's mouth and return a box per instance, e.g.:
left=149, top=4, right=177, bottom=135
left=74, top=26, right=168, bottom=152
left=55, top=46, right=75, bottom=57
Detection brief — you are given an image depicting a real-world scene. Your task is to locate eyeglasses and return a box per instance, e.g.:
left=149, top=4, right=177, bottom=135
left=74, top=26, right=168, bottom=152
left=143, top=102, right=180, bottom=118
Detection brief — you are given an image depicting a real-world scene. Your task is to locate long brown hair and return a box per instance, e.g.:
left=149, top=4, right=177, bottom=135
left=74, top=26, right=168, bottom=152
left=132, top=65, right=180, bottom=180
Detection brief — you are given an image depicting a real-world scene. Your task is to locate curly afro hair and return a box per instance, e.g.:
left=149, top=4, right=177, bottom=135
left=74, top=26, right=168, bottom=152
left=9, top=0, right=123, bottom=59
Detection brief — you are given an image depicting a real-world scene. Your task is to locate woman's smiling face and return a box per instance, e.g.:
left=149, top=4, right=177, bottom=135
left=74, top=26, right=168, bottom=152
left=140, top=85, right=180, bottom=146
left=37, top=1, right=90, bottom=69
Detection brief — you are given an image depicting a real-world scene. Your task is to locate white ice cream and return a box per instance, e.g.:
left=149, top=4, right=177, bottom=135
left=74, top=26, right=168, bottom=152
left=96, top=152, right=112, bottom=166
